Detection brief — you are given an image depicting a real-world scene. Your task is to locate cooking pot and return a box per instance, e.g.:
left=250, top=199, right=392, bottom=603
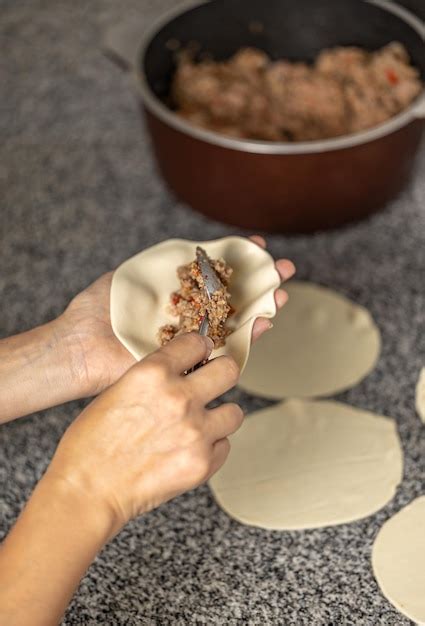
left=104, top=0, right=425, bottom=233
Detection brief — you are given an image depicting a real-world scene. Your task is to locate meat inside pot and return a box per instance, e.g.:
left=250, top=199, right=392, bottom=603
left=171, top=42, right=423, bottom=142
left=158, top=254, right=233, bottom=348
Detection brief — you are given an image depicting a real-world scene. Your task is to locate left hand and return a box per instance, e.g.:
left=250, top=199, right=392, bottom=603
left=58, top=236, right=295, bottom=397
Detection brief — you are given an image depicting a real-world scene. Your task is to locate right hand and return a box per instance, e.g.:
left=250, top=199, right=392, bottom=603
left=46, top=333, right=243, bottom=536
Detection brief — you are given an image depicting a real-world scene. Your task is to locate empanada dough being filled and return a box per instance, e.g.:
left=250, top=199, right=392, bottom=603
left=209, top=399, right=402, bottom=530
left=110, top=237, right=280, bottom=372
left=239, top=281, right=381, bottom=399
left=372, top=497, right=425, bottom=624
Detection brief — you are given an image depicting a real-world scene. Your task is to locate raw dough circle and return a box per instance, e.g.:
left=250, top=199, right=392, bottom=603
left=416, top=367, right=425, bottom=423
left=239, top=281, right=381, bottom=399
left=372, top=497, right=425, bottom=624
left=110, top=237, right=280, bottom=372
left=209, top=399, right=402, bottom=530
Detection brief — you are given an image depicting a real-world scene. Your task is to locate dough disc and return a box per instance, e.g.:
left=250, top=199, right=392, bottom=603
left=416, top=367, right=425, bottom=423
left=239, top=281, right=381, bottom=399
left=372, top=497, right=425, bottom=624
left=209, top=399, right=402, bottom=530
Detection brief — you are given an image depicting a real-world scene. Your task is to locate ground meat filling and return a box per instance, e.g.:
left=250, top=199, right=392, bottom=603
left=172, top=42, right=423, bottom=142
left=158, top=255, right=233, bottom=348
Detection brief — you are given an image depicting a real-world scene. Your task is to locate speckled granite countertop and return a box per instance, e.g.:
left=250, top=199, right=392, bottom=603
left=1, top=1, right=424, bottom=624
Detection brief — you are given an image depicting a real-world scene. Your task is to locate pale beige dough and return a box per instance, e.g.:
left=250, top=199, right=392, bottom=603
left=416, top=367, right=425, bottom=423
left=110, top=237, right=280, bottom=372
left=239, top=281, right=381, bottom=399
left=372, top=496, right=425, bottom=624
left=209, top=399, right=402, bottom=530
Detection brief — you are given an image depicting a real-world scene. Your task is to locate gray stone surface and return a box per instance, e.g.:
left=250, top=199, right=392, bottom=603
left=0, top=1, right=424, bottom=624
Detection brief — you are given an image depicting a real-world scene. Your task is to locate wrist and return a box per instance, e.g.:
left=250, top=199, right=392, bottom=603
left=51, top=313, right=96, bottom=397
left=40, top=465, right=122, bottom=544
left=57, top=307, right=118, bottom=398
left=31, top=316, right=97, bottom=404
left=0, top=319, right=91, bottom=423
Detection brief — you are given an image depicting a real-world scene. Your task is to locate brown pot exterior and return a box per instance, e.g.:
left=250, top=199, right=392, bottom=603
left=144, top=107, right=424, bottom=233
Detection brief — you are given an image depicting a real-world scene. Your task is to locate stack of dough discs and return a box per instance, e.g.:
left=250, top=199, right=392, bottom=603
left=372, top=497, right=425, bottom=624
left=239, top=281, right=381, bottom=399
left=209, top=399, right=402, bottom=530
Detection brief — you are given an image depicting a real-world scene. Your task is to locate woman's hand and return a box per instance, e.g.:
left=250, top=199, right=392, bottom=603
left=60, top=235, right=295, bottom=397
left=47, top=332, right=242, bottom=533
left=0, top=333, right=242, bottom=626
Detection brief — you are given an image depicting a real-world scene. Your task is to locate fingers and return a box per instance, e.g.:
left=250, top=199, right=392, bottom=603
left=275, top=288, right=288, bottom=309
left=205, top=403, right=244, bottom=441
left=250, top=235, right=295, bottom=285
left=252, top=317, right=274, bottom=342
left=250, top=236, right=294, bottom=342
left=186, top=355, right=240, bottom=403
left=276, top=259, right=296, bottom=282
left=207, top=438, right=231, bottom=479
left=249, top=235, right=266, bottom=249
left=250, top=237, right=296, bottom=281
left=148, top=332, right=214, bottom=375
left=250, top=235, right=295, bottom=278
left=252, top=288, right=289, bottom=342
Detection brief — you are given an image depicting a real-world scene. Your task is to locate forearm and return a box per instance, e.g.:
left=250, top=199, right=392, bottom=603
left=0, top=471, right=116, bottom=626
left=0, top=319, right=90, bottom=423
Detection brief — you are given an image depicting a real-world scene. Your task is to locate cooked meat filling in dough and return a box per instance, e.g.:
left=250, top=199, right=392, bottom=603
left=158, top=254, right=233, bottom=348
